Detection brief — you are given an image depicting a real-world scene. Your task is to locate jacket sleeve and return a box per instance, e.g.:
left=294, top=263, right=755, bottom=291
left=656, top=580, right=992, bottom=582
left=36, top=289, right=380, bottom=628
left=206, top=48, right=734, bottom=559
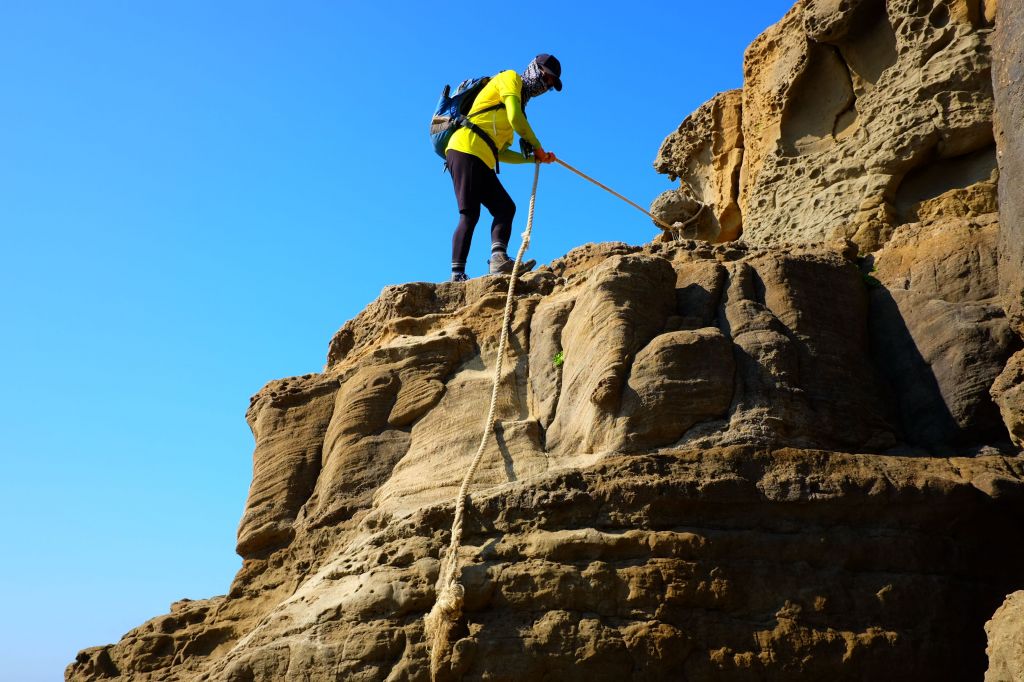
left=498, top=148, right=530, bottom=164
left=502, top=94, right=542, bottom=150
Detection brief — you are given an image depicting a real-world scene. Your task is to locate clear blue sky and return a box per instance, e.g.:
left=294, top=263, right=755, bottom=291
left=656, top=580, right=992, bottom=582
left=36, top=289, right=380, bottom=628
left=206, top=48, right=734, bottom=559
left=0, top=2, right=793, bottom=679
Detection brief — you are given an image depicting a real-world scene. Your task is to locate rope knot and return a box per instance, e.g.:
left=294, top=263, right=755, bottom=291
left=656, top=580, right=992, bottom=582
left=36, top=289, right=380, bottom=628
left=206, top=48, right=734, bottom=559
left=425, top=161, right=540, bottom=680
left=435, top=583, right=465, bottom=619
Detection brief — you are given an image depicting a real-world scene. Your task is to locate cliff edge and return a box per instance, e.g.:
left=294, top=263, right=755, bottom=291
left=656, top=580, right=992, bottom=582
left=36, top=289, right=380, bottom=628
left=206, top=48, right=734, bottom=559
left=69, top=0, right=1024, bottom=680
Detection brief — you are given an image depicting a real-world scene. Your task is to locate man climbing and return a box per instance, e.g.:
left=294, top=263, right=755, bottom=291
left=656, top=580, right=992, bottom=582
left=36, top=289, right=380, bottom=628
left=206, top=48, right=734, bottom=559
left=445, top=54, right=562, bottom=282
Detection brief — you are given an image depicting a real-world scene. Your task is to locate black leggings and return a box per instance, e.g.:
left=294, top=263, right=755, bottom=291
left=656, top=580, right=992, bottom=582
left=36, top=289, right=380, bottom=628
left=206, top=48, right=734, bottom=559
left=446, top=149, right=515, bottom=266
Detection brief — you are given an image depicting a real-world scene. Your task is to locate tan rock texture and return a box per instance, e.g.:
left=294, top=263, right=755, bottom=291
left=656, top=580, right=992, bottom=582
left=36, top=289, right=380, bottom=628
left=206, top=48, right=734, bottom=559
left=653, top=90, right=744, bottom=242
left=68, top=0, right=1024, bottom=680
left=69, top=444, right=1024, bottom=681
left=991, top=349, right=1024, bottom=449
left=869, top=212, right=1018, bottom=449
left=986, top=590, right=1024, bottom=682
left=68, top=237, right=1024, bottom=682
left=653, top=0, right=999, bottom=254
left=993, top=0, right=1024, bottom=331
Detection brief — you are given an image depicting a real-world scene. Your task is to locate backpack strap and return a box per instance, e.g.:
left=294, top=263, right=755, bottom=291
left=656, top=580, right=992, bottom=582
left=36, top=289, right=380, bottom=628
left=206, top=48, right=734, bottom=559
left=458, top=114, right=504, bottom=174
left=467, top=102, right=506, bottom=118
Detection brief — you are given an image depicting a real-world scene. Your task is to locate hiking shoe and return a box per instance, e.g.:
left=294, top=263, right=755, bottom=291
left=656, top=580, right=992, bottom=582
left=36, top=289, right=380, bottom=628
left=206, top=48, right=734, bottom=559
left=489, top=254, right=539, bottom=276
left=450, top=272, right=469, bottom=283
left=489, top=252, right=515, bottom=275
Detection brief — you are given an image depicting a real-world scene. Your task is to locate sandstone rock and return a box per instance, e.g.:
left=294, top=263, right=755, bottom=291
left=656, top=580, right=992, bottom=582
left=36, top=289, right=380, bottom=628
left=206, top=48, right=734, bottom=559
left=70, top=228, right=1024, bottom=681
left=993, top=0, right=1024, bottom=332
left=985, top=590, right=1024, bottom=682
left=69, top=449, right=1024, bottom=681
left=869, top=214, right=1017, bottom=450
left=652, top=90, right=744, bottom=242
left=619, top=328, right=735, bottom=450
left=990, top=349, right=1024, bottom=449
left=655, top=0, right=999, bottom=254
left=544, top=254, right=678, bottom=454
left=236, top=374, right=338, bottom=557
left=871, top=213, right=1000, bottom=304
left=67, top=0, right=1024, bottom=679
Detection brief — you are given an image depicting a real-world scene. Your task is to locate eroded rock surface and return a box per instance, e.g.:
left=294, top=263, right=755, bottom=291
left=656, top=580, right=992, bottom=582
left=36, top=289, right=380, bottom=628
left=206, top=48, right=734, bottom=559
left=986, top=590, right=1024, bottom=682
left=653, top=0, right=998, bottom=254
left=68, top=235, right=1024, bottom=682
left=68, top=0, right=1024, bottom=680
left=869, top=212, right=1018, bottom=450
left=993, top=0, right=1023, bottom=332
left=653, top=90, right=744, bottom=242
left=70, top=446, right=1024, bottom=682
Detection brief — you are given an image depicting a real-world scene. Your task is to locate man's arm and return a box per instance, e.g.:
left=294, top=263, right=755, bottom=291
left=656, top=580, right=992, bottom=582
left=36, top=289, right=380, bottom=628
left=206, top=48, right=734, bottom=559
left=501, top=94, right=555, bottom=163
left=502, top=95, right=541, bottom=150
left=498, top=148, right=531, bottom=164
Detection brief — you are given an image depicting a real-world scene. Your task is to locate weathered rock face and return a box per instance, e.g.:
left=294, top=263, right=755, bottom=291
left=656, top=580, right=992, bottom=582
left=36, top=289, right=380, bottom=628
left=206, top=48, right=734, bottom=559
left=991, top=349, right=1024, bottom=449
left=69, top=0, right=1024, bottom=680
left=653, top=0, right=1023, bottom=452
left=654, top=0, right=998, bottom=254
left=68, top=441, right=1024, bottom=681
left=993, top=0, right=1023, bottom=332
left=868, top=211, right=1017, bottom=449
left=653, top=90, right=744, bottom=242
left=68, top=237, right=1024, bottom=682
left=986, top=590, right=1024, bottom=682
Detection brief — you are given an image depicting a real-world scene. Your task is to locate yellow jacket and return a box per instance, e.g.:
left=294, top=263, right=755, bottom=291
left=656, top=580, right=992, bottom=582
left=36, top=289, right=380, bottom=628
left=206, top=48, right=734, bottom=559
left=445, top=70, right=543, bottom=170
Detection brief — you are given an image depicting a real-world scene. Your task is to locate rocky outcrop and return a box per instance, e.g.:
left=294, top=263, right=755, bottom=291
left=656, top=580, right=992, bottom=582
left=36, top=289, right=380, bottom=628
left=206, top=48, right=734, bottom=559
left=993, top=0, right=1023, bottom=332
left=986, top=590, right=1024, bottom=682
left=69, top=442, right=1024, bottom=681
left=653, top=0, right=998, bottom=254
left=68, top=0, right=1024, bottom=680
left=68, top=236, right=1024, bottom=681
left=991, top=349, right=1024, bottom=449
left=653, top=90, right=744, bottom=242
left=869, top=211, right=1017, bottom=450
left=651, top=0, right=1023, bottom=452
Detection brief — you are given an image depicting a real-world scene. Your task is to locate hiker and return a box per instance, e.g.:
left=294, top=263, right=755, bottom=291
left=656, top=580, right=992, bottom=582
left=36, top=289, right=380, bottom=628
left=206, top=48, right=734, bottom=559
left=445, top=54, right=562, bottom=282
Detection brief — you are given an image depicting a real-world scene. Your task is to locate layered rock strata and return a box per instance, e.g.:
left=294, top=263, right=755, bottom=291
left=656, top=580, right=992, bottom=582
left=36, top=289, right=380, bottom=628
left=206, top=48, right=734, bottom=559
left=69, top=236, right=1024, bottom=681
left=68, top=0, right=1024, bottom=680
left=75, top=446, right=1024, bottom=682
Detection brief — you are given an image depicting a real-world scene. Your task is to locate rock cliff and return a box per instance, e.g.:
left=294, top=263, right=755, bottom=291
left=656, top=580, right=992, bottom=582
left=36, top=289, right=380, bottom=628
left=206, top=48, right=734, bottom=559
left=69, top=0, right=1024, bottom=680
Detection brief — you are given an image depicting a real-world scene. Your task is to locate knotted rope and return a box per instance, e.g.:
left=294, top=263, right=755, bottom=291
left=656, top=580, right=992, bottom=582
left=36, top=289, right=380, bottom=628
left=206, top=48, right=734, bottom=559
left=423, top=156, right=702, bottom=677
left=424, top=160, right=542, bottom=677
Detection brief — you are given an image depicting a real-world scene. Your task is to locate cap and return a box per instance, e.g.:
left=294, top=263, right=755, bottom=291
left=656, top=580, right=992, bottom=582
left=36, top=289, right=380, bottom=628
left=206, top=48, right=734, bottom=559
left=536, top=53, right=562, bottom=92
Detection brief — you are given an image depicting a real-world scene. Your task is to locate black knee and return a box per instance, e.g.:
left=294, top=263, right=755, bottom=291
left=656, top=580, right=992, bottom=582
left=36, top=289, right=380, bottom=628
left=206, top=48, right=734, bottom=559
left=460, top=207, right=482, bottom=228
left=495, top=199, right=515, bottom=224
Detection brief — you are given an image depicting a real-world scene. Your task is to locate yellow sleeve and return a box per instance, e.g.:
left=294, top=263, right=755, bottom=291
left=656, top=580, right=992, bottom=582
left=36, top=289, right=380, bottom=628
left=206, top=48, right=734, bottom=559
left=498, top=148, right=530, bottom=164
left=503, top=94, right=542, bottom=150
left=490, top=70, right=542, bottom=150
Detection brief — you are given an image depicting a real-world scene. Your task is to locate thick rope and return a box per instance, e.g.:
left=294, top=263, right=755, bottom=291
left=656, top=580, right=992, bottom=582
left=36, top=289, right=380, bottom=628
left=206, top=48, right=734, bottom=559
left=554, top=157, right=705, bottom=231
left=424, top=161, right=541, bottom=678
left=423, top=156, right=702, bottom=676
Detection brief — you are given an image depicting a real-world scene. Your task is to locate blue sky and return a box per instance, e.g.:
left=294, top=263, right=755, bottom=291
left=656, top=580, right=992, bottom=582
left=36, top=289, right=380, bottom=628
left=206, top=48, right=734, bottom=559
left=0, top=2, right=794, bottom=679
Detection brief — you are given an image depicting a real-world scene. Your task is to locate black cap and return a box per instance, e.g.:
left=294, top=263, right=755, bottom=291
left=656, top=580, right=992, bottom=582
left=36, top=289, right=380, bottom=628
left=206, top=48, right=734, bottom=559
left=536, top=53, right=562, bottom=92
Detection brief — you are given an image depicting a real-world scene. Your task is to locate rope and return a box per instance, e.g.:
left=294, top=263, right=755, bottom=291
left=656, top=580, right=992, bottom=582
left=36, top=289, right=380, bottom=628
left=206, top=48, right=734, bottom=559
left=422, top=156, right=701, bottom=677
left=424, top=161, right=541, bottom=678
left=554, top=157, right=705, bottom=231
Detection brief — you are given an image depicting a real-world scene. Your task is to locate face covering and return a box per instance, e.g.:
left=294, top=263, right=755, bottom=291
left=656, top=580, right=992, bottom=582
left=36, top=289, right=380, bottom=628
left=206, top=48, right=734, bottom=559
left=520, top=59, right=549, bottom=110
